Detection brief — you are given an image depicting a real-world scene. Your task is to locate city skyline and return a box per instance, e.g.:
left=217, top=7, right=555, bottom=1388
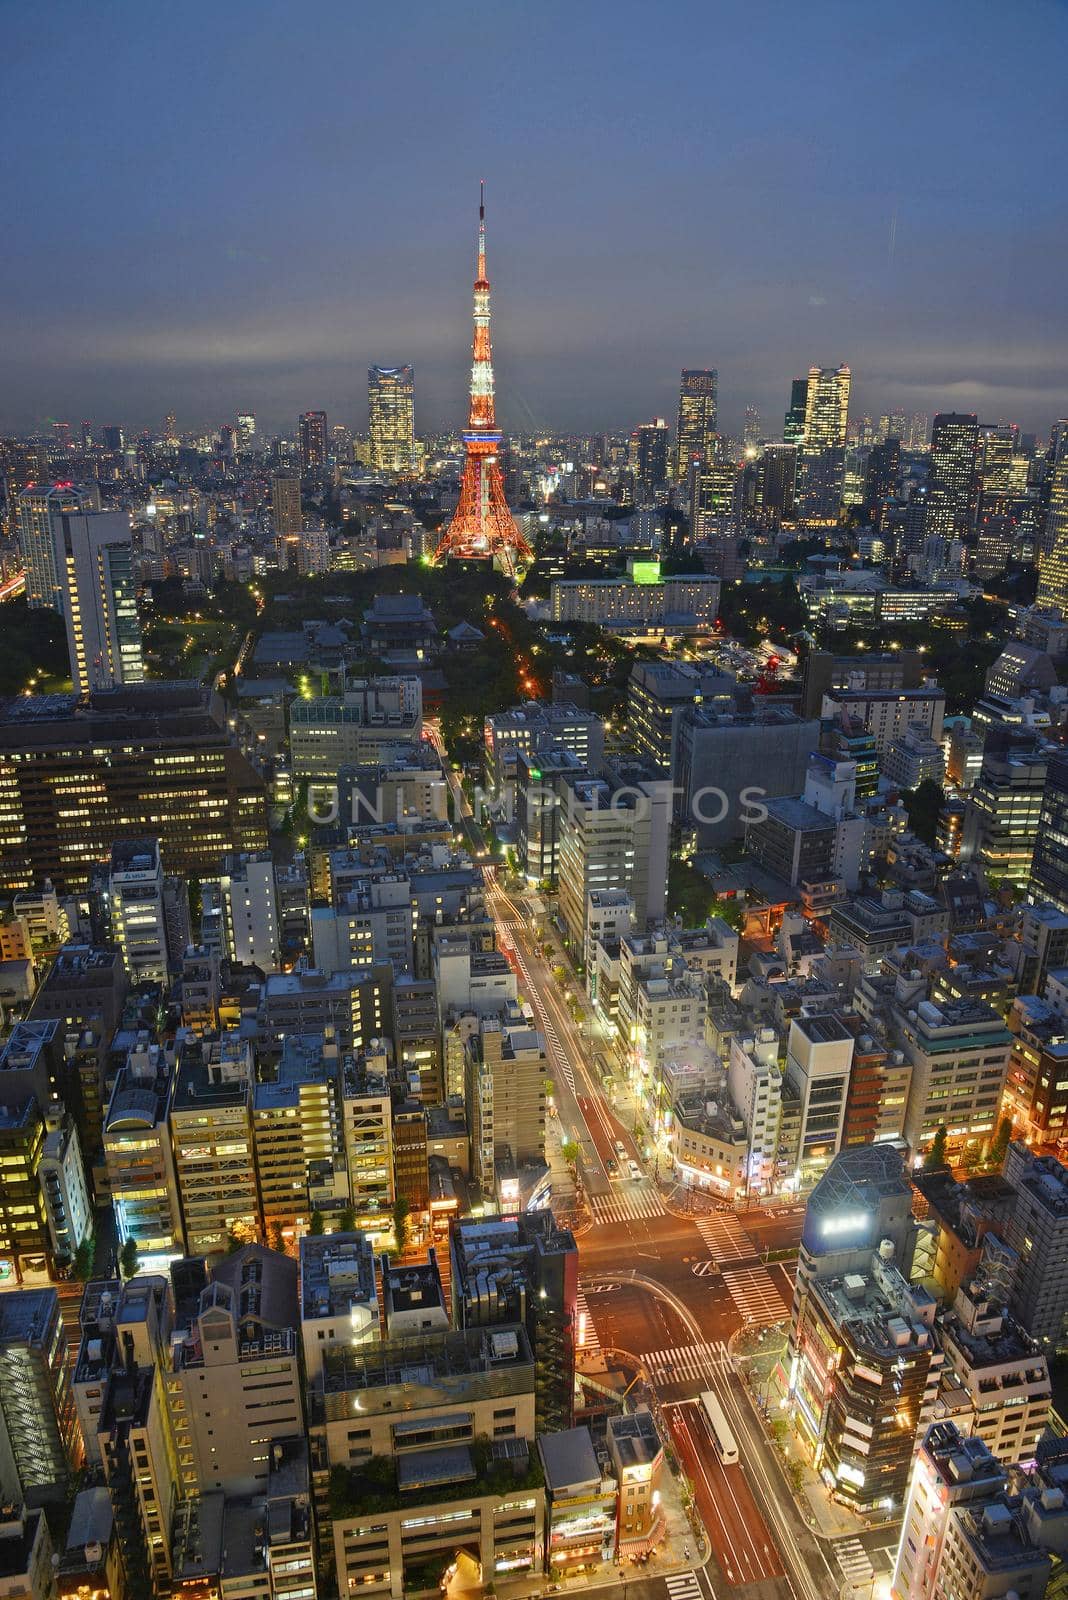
left=3, top=1, right=1068, bottom=438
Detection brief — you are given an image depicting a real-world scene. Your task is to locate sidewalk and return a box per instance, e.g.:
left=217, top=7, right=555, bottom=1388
left=732, top=1324, right=876, bottom=1542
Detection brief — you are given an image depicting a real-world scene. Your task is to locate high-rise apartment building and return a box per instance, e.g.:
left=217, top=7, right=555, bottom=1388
left=1036, top=424, right=1068, bottom=617
left=169, top=1033, right=257, bottom=1256
left=465, top=1004, right=548, bottom=1198
left=297, top=410, right=328, bottom=474
left=0, top=683, right=268, bottom=893
left=368, top=365, right=415, bottom=474
left=17, top=483, right=97, bottom=611
left=54, top=507, right=143, bottom=694
left=253, top=1033, right=343, bottom=1242
left=236, top=411, right=256, bottom=452
left=674, top=369, right=718, bottom=479
left=270, top=471, right=302, bottom=535
left=798, top=365, right=851, bottom=521
left=104, top=1038, right=183, bottom=1258
left=925, top=412, right=980, bottom=541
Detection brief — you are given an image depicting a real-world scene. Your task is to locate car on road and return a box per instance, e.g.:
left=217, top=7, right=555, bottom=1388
left=628, top=1158, right=642, bottom=1180
left=614, top=1139, right=627, bottom=1157
left=606, top=1158, right=619, bottom=1178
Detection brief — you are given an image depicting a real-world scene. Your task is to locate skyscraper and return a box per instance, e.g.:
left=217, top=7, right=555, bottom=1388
left=236, top=412, right=256, bottom=453
left=784, top=377, right=808, bottom=450
left=163, top=411, right=178, bottom=445
left=55, top=508, right=144, bottom=694
left=17, top=482, right=97, bottom=611
left=798, top=364, right=851, bottom=521
left=636, top=418, right=670, bottom=499
left=368, top=365, right=415, bottom=474
left=1035, top=423, right=1068, bottom=617
left=297, top=410, right=328, bottom=473
left=674, top=369, right=718, bottom=479
left=924, top=412, right=980, bottom=540
left=743, top=404, right=761, bottom=450
left=270, top=471, right=302, bottom=535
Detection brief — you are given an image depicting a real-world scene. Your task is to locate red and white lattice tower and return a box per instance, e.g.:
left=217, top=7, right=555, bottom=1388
left=433, top=185, right=532, bottom=575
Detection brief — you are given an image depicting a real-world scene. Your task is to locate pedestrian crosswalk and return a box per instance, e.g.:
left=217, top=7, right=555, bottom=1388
left=574, top=1289, right=601, bottom=1355
left=665, top=1573, right=703, bottom=1600
left=834, top=1539, right=875, bottom=1590
left=721, top=1265, right=791, bottom=1324
left=693, top=1213, right=756, bottom=1263
left=591, top=1187, right=667, bottom=1224
left=640, top=1341, right=731, bottom=1386
left=540, top=1012, right=576, bottom=1093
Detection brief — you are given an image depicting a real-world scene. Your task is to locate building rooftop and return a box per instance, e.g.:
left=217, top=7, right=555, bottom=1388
left=539, top=1426, right=600, bottom=1493
left=0, top=1287, right=58, bottom=1345
left=300, top=1233, right=377, bottom=1324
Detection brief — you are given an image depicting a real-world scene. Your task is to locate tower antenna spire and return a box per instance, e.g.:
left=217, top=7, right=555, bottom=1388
left=432, top=186, right=532, bottom=576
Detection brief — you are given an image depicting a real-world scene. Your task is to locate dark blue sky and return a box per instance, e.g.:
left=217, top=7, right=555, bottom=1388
left=4, top=0, right=1067, bottom=439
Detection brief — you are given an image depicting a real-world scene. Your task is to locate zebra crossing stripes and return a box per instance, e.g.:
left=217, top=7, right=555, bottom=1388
left=694, top=1213, right=756, bottom=1263
left=834, top=1539, right=875, bottom=1590
left=665, top=1573, right=703, bottom=1600
left=574, top=1289, right=601, bottom=1354
left=721, top=1265, right=791, bottom=1324
left=539, top=1013, right=576, bottom=1093
left=640, top=1341, right=731, bottom=1386
left=591, top=1187, right=667, bottom=1224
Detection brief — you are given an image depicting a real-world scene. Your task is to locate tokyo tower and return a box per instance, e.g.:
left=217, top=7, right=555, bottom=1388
left=433, top=185, right=532, bottom=575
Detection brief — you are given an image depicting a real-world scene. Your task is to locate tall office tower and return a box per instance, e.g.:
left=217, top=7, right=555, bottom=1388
left=0, top=683, right=268, bottom=893
left=0, top=1289, right=80, bottom=1503
left=979, top=424, right=1016, bottom=504
left=80, top=421, right=92, bottom=449
left=674, top=369, right=718, bottom=479
left=743, top=403, right=761, bottom=449
left=689, top=457, right=739, bottom=536
left=1035, top=425, right=1068, bottom=616
left=55, top=508, right=144, bottom=694
left=798, top=364, right=851, bottom=521
left=864, top=435, right=901, bottom=526
left=331, top=422, right=354, bottom=463
left=298, top=409, right=328, bottom=473
left=163, top=411, right=178, bottom=445
left=755, top=443, right=797, bottom=525
left=270, top=470, right=302, bottom=534
left=784, top=377, right=808, bottom=449
left=907, top=411, right=929, bottom=450
left=52, top=421, right=72, bottom=454
left=636, top=418, right=670, bottom=499
left=17, top=482, right=96, bottom=611
left=925, top=412, right=980, bottom=540
left=100, top=425, right=124, bottom=453
left=235, top=411, right=256, bottom=453
left=368, top=365, right=415, bottom=474
left=434, top=186, right=532, bottom=572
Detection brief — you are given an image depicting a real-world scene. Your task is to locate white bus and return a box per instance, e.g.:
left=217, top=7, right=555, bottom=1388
left=700, top=1390, right=739, bottom=1465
